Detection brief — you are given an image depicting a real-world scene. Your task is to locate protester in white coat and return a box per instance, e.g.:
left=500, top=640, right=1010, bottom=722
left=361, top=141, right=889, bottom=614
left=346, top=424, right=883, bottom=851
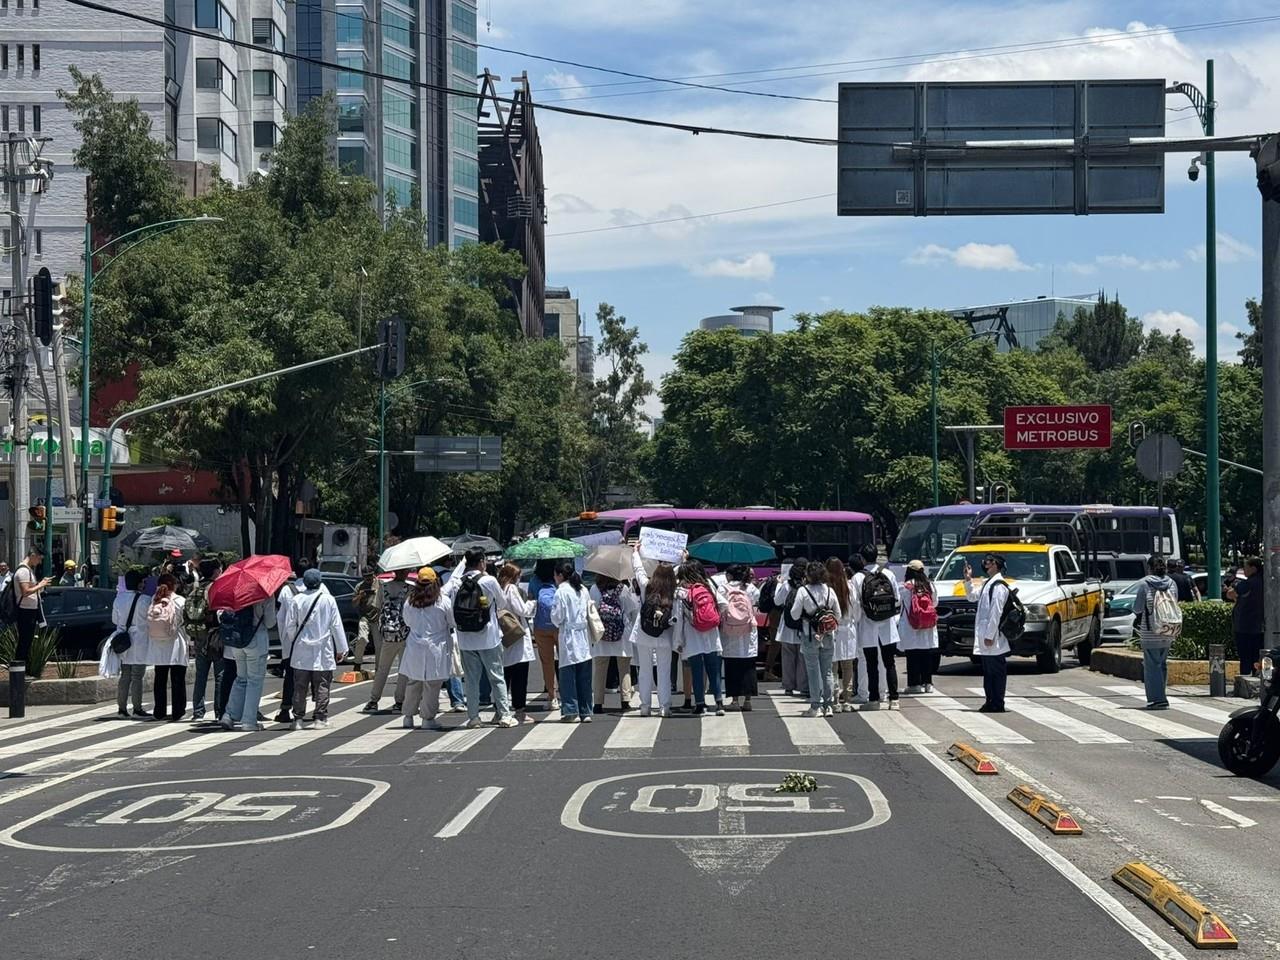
left=497, top=562, right=538, bottom=724
left=789, top=561, right=842, bottom=717
left=827, top=558, right=860, bottom=711
left=677, top=559, right=727, bottom=717
left=399, top=568, right=456, bottom=730
left=856, top=544, right=901, bottom=709
left=629, top=548, right=681, bottom=717
left=965, top=553, right=1012, bottom=713
left=589, top=576, right=638, bottom=713
left=551, top=560, right=594, bottom=722
left=898, top=560, right=940, bottom=694
left=112, top=570, right=152, bottom=719
left=774, top=560, right=810, bottom=698
left=280, top=568, right=349, bottom=729
left=443, top=549, right=516, bottom=729
left=145, top=574, right=189, bottom=721
left=719, top=564, right=760, bottom=712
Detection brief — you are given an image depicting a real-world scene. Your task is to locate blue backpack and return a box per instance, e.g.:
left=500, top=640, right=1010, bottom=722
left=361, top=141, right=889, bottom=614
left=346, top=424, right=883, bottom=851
left=218, top=607, right=261, bottom=649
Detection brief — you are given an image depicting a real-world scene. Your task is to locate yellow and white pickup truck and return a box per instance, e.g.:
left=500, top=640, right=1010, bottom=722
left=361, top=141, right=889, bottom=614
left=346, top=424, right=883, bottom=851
left=932, top=541, right=1105, bottom=672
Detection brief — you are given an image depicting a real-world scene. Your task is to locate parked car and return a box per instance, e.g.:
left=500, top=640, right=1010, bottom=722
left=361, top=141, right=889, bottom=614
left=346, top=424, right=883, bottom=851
left=39, top=586, right=117, bottom=656
left=1102, top=582, right=1139, bottom=645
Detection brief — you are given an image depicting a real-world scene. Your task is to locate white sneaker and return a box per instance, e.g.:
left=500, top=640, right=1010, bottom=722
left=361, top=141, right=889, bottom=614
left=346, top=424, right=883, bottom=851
left=924, top=683, right=934, bottom=693
left=843, top=702, right=855, bottom=713
left=887, top=700, right=900, bottom=711
left=289, top=719, right=302, bottom=731
left=450, top=703, right=466, bottom=713
left=317, top=719, right=330, bottom=728
left=497, top=715, right=518, bottom=728
left=301, top=720, right=315, bottom=730
left=801, top=707, right=820, bottom=718
left=821, top=706, right=833, bottom=718
left=550, top=697, right=561, bottom=711
left=463, top=717, right=483, bottom=729
left=639, top=706, right=651, bottom=717
left=402, top=716, right=415, bottom=729
left=559, top=712, right=578, bottom=723
left=904, top=685, right=924, bottom=695
left=660, top=707, right=672, bottom=719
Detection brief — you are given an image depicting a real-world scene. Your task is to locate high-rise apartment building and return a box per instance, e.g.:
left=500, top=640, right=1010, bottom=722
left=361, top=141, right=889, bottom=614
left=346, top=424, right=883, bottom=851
left=293, top=0, right=479, bottom=248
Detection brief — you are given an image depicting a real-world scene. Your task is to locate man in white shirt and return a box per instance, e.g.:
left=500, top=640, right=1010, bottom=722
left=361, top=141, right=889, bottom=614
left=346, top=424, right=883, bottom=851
left=964, top=552, right=1011, bottom=713
left=0, top=562, right=11, bottom=593
left=13, top=546, right=53, bottom=664
left=443, top=548, right=516, bottom=729
left=280, top=568, right=348, bottom=729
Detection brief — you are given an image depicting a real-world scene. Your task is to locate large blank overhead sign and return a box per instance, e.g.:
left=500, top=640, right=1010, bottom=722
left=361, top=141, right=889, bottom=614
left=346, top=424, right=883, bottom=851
left=837, top=80, right=1166, bottom=216
left=414, top=435, right=502, bottom=473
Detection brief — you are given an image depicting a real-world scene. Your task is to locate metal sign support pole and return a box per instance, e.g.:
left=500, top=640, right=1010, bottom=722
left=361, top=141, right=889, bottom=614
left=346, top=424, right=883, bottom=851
left=1261, top=150, right=1280, bottom=659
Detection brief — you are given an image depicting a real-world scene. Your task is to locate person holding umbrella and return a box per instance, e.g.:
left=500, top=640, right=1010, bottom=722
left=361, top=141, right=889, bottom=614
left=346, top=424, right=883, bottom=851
left=210, top=555, right=287, bottom=732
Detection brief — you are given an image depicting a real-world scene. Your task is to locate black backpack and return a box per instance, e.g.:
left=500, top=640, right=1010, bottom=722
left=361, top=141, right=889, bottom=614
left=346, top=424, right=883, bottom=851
left=639, top=592, right=674, bottom=638
left=757, top=577, right=778, bottom=615
left=780, top=583, right=806, bottom=631
left=453, top=573, right=492, bottom=633
left=0, top=565, right=24, bottom=625
left=997, top=584, right=1027, bottom=642
left=219, top=607, right=262, bottom=649
left=860, top=567, right=899, bottom=622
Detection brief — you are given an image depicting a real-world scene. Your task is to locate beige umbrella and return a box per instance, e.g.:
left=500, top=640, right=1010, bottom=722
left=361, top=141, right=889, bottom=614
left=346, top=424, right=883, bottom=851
left=584, top=544, right=635, bottom=582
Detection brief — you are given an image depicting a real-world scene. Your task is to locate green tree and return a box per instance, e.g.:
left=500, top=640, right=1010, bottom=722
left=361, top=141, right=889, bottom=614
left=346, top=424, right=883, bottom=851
left=1040, top=293, right=1143, bottom=373
left=1237, top=298, right=1262, bottom=369
left=580, top=303, right=653, bottom=509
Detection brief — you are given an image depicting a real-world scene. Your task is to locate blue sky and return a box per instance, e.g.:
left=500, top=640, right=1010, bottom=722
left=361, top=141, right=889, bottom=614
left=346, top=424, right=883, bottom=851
left=480, top=1, right=1276, bottom=415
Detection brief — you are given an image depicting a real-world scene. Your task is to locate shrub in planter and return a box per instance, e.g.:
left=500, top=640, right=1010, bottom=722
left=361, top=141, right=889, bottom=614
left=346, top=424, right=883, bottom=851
left=0, top=624, right=63, bottom=679
left=1171, top=600, right=1236, bottom=661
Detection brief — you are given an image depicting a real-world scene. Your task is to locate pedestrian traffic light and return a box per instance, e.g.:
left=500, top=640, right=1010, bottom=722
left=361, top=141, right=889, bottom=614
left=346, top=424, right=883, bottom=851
left=376, top=315, right=406, bottom=380
left=1255, top=135, right=1280, bottom=203
left=98, top=505, right=127, bottom=536
left=32, top=267, right=54, bottom=346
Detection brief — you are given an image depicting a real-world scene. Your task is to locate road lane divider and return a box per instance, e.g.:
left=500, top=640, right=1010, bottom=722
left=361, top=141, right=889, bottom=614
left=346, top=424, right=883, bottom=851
left=947, top=741, right=998, bottom=775
left=1007, top=784, right=1083, bottom=835
left=434, top=786, right=503, bottom=838
left=1111, top=862, right=1239, bottom=950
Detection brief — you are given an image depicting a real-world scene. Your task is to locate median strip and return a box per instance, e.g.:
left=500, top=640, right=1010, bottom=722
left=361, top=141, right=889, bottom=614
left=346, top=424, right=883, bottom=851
left=1112, top=862, right=1238, bottom=950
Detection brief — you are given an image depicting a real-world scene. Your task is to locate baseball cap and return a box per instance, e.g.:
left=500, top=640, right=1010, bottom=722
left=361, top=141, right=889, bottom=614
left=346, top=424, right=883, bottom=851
left=64, top=560, right=77, bottom=570
left=906, top=560, right=926, bottom=573
left=169, top=549, right=183, bottom=558
left=302, top=568, right=323, bottom=588
left=417, top=566, right=439, bottom=583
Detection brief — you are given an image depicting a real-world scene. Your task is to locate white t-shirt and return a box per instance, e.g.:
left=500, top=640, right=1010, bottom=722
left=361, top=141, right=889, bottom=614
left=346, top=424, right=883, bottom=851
left=15, top=564, right=39, bottom=610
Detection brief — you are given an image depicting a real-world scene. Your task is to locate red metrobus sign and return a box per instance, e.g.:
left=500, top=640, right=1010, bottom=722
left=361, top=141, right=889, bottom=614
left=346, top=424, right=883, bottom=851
left=1003, top=404, right=1112, bottom=450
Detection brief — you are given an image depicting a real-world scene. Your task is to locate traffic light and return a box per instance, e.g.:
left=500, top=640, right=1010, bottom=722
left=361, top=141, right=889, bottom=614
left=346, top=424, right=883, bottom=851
left=990, top=482, right=1010, bottom=503
left=376, top=315, right=406, bottom=380
left=1255, top=135, right=1280, bottom=203
left=1129, top=421, right=1146, bottom=449
left=32, top=267, right=53, bottom=346
left=98, top=505, right=127, bottom=536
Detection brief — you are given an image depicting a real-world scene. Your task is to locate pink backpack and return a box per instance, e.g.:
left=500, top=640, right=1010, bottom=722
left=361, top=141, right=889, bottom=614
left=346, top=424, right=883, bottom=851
left=721, top=586, right=755, bottom=637
left=147, top=597, right=180, bottom=642
left=686, top=584, right=721, bottom=632
left=906, top=583, right=938, bottom=630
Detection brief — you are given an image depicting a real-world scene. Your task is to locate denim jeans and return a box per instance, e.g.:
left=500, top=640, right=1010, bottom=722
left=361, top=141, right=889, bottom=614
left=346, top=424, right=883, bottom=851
left=446, top=676, right=464, bottom=707
left=558, top=659, right=593, bottom=718
left=462, top=644, right=511, bottom=721
left=688, top=651, right=723, bottom=707
left=1142, top=645, right=1169, bottom=706
left=191, top=652, right=223, bottom=717
left=801, top=635, right=835, bottom=709
left=224, top=634, right=269, bottom=726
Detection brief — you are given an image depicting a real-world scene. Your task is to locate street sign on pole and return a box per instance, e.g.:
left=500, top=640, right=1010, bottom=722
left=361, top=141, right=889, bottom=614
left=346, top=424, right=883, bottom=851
left=1136, top=434, right=1185, bottom=482
left=1003, top=405, right=1112, bottom=450
left=413, top=436, right=502, bottom=473
left=837, top=80, right=1166, bottom=216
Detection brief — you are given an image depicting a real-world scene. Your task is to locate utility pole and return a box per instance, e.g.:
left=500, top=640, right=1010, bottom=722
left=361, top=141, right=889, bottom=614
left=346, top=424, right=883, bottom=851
left=5, top=135, right=31, bottom=566
left=1257, top=135, right=1280, bottom=656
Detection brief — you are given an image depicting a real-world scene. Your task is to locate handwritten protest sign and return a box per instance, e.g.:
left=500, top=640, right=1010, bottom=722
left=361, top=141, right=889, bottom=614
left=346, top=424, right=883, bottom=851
left=638, top=526, right=688, bottom=564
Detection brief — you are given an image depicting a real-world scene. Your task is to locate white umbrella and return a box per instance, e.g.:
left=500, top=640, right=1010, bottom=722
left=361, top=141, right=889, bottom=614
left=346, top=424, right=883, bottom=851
left=378, top=536, right=451, bottom=572
left=584, top=545, right=634, bottom=582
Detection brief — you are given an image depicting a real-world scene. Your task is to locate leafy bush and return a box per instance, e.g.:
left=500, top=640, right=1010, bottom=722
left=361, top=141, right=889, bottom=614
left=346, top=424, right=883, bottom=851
left=1171, top=600, right=1236, bottom=661
left=0, top=625, right=63, bottom=678
left=148, top=515, right=181, bottom=527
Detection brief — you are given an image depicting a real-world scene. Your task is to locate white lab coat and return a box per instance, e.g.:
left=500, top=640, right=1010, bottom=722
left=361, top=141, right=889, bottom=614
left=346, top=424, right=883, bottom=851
left=833, top=579, right=860, bottom=660
left=719, top=581, right=760, bottom=660
left=628, top=550, right=679, bottom=653
left=144, top=594, right=189, bottom=666
left=856, top=565, right=901, bottom=650
left=676, top=583, right=724, bottom=657
left=500, top=582, right=537, bottom=668
left=277, top=580, right=312, bottom=660
left=280, top=588, right=348, bottom=671
left=896, top=582, right=939, bottom=652
left=112, top=590, right=152, bottom=666
left=442, top=568, right=506, bottom=651
left=400, top=597, right=456, bottom=682
left=589, top=583, right=637, bottom=658
left=551, top=581, right=592, bottom=667
left=966, top=573, right=1010, bottom=657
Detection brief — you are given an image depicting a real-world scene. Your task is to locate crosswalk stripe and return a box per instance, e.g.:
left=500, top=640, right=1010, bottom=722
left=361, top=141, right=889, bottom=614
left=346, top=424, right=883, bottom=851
left=416, top=727, right=493, bottom=755
left=140, top=728, right=256, bottom=758
left=700, top=713, right=751, bottom=752
left=1037, top=686, right=1214, bottom=740
left=511, top=720, right=580, bottom=752
left=766, top=692, right=843, bottom=747
left=0, top=719, right=132, bottom=759
left=605, top=716, right=661, bottom=751
left=1101, top=685, right=1236, bottom=724
left=6, top=721, right=189, bottom=774
left=326, top=722, right=416, bottom=756
left=0, top=704, right=112, bottom=743
left=916, top=692, right=1032, bottom=744
left=232, top=709, right=367, bottom=756
left=968, top=688, right=1126, bottom=744
left=857, top=709, right=936, bottom=745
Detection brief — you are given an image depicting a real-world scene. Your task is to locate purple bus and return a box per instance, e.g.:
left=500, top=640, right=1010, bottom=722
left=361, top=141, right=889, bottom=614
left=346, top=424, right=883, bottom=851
left=547, top=507, right=877, bottom=565
left=888, top=502, right=1182, bottom=577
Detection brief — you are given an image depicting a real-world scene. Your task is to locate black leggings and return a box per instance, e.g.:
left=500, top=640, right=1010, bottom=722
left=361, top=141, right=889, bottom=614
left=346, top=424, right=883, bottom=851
left=865, top=644, right=899, bottom=701
left=723, top=657, right=757, bottom=698
left=504, top=660, right=530, bottom=711
left=905, top=650, right=938, bottom=687
left=153, top=665, right=188, bottom=720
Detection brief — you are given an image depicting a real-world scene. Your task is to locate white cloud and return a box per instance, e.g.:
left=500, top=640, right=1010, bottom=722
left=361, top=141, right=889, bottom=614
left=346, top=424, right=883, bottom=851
left=1187, top=232, right=1259, bottom=264
left=547, top=193, right=598, bottom=216
left=1142, top=309, right=1203, bottom=342
left=541, top=71, right=593, bottom=100
left=753, top=291, right=778, bottom=303
left=1219, top=322, right=1242, bottom=335
left=691, top=252, right=776, bottom=280
left=1067, top=254, right=1180, bottom=274
left=907, top=242, right=1032, bottom=272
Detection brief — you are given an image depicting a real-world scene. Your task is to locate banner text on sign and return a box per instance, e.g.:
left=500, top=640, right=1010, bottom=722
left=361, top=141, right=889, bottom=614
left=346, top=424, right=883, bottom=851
left=638, top=527, right=688, bottom=564
left=1003, top=404, right=1112, bottom=450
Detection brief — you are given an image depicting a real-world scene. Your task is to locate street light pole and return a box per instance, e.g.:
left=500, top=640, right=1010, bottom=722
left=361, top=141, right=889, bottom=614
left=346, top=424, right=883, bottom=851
left=378, top=378, right=387, bottom=551
left=931, top=330, right=999, bottom=507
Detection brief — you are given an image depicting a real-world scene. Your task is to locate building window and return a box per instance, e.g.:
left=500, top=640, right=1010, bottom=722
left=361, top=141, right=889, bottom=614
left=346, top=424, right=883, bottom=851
left=453, top=155, right=478, bottom=192
left=381, top=8, right=413, bottom=47
left=451, top=115, right=477, bottom=152
left=33, top=230, right=42, bottom=256
left=32, top=105, right=39, bottom=132
left=383, top=50, right=411, bottom=81
left=337, top=53, right=363, bottom=89
left=337, top=144, right=365, bottom=176
left=253, top=121, right=280, bottom=148
left=253, top=69, right=277, bottom=98
left=383, top=131, right=414, bottom=170
left=337, top=101, right=364, bottom=133
left=453, top=233, right=477, bottom=248
left=452, top=41, right=476, bottom=77
left=196, top=58, right=237, bottom=103
left=32, top=45, right=39, bottom=71
left=452, top=3, right=477, bottom=39
left=17, top=44, right=24, bottom=69
left=196, top=0, right=235, bottom=40
left=16, top=105, right=24, bottom=132
left=336, top=12, right=363, bottom=43
left=454, top=195, right=479, bottom=229
left=384, top=90, right=413, bottom=129
left=251, top=18, right=284, bottom=51
left=1, top=106, right=7, bottom=131
left=196, top=117, right=236, bottom=157
left=384, top=172, right=415, bottom=208
left=1, top=46, right=7, bottom=71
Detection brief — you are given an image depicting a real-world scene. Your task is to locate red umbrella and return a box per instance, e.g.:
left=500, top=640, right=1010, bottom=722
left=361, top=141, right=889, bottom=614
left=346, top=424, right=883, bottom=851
left=208, top=555, right=294, bottom=612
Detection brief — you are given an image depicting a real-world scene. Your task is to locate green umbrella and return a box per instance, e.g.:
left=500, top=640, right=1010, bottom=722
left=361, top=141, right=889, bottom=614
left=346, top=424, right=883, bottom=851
left=505, top=537, right=588, bottom=561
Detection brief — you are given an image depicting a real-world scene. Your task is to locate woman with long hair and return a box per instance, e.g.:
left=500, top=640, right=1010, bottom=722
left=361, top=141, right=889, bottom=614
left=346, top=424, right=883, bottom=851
left=720, top=564, right=760, bottom=711
left=147, top=573, right=188, bottom=721
left=551, top=559, right=594, bottom=722
left=677, top=558, right=726, bottom=717
left=497, top=562, right=538, bottom=724
left=898, top=560, right=940, bottom=694
left=630, top=549, right=680, bottom=717
left=528, top=558, right=560, bottom=710
left=788, top=561, right=840, bottom=717
left=827, top=557, right=860, bottom=711
left=400, top=568, right=455, bottom=730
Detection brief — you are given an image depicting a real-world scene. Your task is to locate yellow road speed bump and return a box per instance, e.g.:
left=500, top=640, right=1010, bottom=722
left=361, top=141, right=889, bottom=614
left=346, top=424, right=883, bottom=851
left=947, top=741, right=998, bottom=775
left=1112, top=862, right=1238, bottom=950
left=1006, top=784, right=1083, bottom=835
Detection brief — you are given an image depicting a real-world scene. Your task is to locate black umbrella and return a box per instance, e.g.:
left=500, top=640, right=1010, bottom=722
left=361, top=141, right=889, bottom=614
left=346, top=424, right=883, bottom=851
left=450, top=532, right=503, bottom=555
left=120, top=525, right=214, bottom=553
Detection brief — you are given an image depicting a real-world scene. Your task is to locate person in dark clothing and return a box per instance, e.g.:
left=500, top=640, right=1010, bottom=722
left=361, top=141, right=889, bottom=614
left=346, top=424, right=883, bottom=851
left=1167, top=559, right=1199, bottom=603
left=1226, top=558, right=1264, bottom=676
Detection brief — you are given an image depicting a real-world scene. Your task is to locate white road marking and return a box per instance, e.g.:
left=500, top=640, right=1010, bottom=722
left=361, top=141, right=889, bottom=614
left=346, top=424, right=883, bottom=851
left=140, top=729, right=255, bottom=759
left=700, top=713, right=751, bottom=753
left=325, top=722, right=415, bottom=756
left=5, top=722, right=189, bottom=774
left=766, top=691, right=843, bottom=748
left=605, top=716, right=661, bottom=751
left=0, top=758, right=124, bottom=807
left=1101, top=686, right=1236, bottom=724
left=0, top=721, right=131, bottom=759
left=857, top=709, right=936, bottom=745
left=1198, top=799, right=1257, bottom=829
left=416, top=727, right=493, bottom=754
left=434, top=786, right=503, bottom=838
left=232, top=710, right=367, bottom=756
left=0, top=704, right=114, bottom=743
left=914, top=744, right=1187, bottom=960
left=1037, top=686, right=1213, bottom=740
left=968, top=688, right=1127, bottom=744
left=915, top=692, right=1031, bottom=744
left=1228, top=796, right=1280, bottom=803
left=511, top=720, right=580, bottom=752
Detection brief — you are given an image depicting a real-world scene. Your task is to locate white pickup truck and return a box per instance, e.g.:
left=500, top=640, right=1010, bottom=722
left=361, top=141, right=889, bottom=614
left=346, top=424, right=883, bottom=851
left=932, top=541, right=1105, bottom=672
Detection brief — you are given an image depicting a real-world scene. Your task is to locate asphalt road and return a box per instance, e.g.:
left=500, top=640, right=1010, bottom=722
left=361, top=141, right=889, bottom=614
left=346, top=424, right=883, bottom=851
left=0, top=657, right=1275, bottom=960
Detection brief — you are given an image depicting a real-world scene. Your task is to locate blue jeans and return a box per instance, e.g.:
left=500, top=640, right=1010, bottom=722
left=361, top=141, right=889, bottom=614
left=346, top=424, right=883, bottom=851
left=191, top=651, right=223, bottom=717
left=801, top=635, right=835, bottom=709
left=688, top=651, right=723, bottom=707
left=558, top=659, right=592, bottom=718
left=224, top=634, right=269, bottom=726
left=462, top=645, right=511, bottom=721
left=1142, top=645, right=1169, bottom=706
left=447, top=676, right=464, bottom=707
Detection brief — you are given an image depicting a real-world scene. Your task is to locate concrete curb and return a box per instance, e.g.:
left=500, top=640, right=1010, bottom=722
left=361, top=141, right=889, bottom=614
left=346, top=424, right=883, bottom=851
left=0, top=672, right=155, bottom=706
left=1089, top=648, right=1240, bottom=686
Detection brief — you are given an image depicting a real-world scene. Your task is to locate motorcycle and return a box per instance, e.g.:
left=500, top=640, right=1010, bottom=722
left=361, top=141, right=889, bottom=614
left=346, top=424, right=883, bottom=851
left=1218, top=646, right=1280, bottom=778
